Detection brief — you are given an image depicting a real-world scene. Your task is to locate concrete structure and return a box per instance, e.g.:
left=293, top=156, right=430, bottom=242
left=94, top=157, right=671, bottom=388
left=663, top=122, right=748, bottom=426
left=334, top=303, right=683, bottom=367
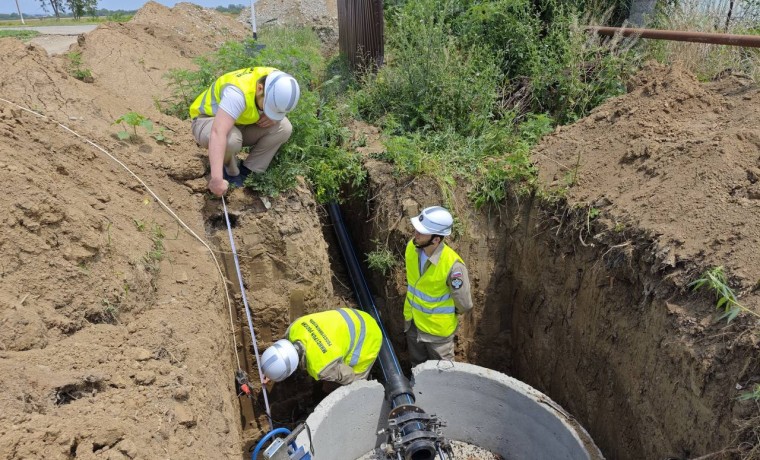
left=296, top=361, right=603, bottom=459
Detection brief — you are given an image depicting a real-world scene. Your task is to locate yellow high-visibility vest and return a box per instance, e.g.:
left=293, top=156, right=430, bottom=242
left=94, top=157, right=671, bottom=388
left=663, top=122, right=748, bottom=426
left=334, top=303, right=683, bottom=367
left=403, top=240, right=462, bottom=337
left=188, top=66, right=277, bottom=124
left=288, top=308, right=382, bottom=381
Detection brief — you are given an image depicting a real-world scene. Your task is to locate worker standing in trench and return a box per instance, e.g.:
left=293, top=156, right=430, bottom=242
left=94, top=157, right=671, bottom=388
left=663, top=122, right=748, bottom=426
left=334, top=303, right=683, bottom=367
left=189, top=66, right=300, bottom=196
left=259, top=308, right=383, bottom=386
left=404, top=206, right=473, bottom=365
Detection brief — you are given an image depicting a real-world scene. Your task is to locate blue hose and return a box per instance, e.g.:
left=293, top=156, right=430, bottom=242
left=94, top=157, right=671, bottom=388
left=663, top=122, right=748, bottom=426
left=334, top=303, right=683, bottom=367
left=251, top=427, right=292, bottom=460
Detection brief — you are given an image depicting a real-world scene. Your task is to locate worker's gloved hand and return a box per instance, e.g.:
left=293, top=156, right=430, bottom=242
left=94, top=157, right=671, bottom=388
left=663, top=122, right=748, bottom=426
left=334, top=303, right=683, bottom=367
left=208, top=177, right=229, bottom=197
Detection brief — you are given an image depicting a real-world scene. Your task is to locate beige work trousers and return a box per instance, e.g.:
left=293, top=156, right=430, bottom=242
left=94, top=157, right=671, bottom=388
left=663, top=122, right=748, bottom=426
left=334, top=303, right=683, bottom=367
left=191, top=116, right=293, bottom=173
left=406, top=323, right=455, bottom=366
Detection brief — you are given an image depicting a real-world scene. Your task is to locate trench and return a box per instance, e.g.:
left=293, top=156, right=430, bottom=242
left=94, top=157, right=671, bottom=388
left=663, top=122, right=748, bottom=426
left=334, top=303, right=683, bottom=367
left=336, top=177, right=755, bottom=460
left=203, top=176, right=753, bottom=460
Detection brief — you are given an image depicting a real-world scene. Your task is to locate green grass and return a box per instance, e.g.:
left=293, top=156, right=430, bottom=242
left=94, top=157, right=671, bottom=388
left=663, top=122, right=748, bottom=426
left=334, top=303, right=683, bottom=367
left=0, top=16, right=121, bottom=27
left=689, top=266, right=760, bottom=323
left=0, top=29, right=40, bottom=39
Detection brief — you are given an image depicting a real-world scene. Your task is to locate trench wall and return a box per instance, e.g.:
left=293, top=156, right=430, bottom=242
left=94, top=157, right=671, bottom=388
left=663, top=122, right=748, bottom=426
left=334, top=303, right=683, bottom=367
left=345, top=161, right=759, bottom=459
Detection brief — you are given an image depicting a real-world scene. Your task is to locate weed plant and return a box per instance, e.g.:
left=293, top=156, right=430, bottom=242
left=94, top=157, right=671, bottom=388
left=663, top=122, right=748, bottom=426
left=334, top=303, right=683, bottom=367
left=66, top=51, right=93, bottom=82
left=113, top=112, right=153, bottom=142
left=689, top=266, right=760, bottom=323
left=738, top=384, right=760, bottom=401
left=366, top=246, right=397, bottom=275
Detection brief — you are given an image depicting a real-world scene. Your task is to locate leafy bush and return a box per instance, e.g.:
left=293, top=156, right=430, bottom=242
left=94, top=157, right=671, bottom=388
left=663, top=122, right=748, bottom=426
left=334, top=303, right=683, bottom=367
left=527, top=8, right=638, bottom=123
left=366, top=245, right=397, bottom=275
left=356, top=0, right=501, bottom=137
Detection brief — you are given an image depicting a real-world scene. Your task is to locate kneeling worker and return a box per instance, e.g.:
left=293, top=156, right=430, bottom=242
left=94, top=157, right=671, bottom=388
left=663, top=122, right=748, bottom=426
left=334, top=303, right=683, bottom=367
left=260, top=308, right=382, bottom=385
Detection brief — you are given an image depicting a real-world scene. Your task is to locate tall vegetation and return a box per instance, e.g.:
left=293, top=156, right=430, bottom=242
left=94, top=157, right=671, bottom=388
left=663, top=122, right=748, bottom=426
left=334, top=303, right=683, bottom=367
left=645, top=0, right=760, bottom=80
left=353, top=0, right=637, bottom=207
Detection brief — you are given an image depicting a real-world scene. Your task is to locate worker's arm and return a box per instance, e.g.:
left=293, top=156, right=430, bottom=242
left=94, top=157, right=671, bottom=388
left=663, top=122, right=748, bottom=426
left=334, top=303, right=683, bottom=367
left=317, top=359, right=356, bottom=385
left=447, top=261, right=473, bottom=314
left=206, top=108, right=236, bottom=196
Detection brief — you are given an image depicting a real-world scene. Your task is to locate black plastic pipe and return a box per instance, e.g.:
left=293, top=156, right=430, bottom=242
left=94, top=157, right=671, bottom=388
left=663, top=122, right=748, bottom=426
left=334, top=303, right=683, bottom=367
left=326, top=202, right=415, bottom=407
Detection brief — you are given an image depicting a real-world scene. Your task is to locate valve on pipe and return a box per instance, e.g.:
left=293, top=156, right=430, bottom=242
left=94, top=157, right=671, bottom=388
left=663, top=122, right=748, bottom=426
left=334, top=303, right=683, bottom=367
left=378, top=405, right=454, bottom=460
left=326, top=202, right=454, bottom=460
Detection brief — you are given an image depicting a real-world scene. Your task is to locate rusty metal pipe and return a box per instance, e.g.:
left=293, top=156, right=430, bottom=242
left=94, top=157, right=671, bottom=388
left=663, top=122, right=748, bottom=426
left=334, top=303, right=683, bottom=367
left=588, top=25, right=760, bottom=48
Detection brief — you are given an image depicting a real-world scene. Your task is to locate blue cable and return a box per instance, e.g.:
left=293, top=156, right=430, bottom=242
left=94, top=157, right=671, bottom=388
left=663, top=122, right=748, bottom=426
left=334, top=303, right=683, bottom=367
left=251, top=427, right=292, bottom=460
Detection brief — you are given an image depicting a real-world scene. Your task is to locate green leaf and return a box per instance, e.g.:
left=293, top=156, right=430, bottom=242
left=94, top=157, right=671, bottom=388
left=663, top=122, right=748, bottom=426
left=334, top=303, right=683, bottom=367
left=117, top=131, right=131, bottom=140
left=139, top=119, right=154, bottom=132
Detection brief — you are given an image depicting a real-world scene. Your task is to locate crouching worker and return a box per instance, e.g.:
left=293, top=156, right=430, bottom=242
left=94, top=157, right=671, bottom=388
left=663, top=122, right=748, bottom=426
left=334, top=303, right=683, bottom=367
left=260, top=308, right=382, bottom=385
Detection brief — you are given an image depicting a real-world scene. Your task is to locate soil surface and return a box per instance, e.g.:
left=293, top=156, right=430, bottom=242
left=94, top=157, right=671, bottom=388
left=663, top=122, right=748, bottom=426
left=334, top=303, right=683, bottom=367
left=536, top=62, right=760, bottom=291
left=1, top=3, right=759, bottom=460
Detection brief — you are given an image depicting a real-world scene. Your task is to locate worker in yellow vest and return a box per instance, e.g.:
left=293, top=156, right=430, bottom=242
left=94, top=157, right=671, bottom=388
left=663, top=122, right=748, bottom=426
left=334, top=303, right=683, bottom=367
left=189, top=67, right=300, bottom=196
left=404, top=206, right=473, bottom=365
left=260, top=308, right=382, bottom=385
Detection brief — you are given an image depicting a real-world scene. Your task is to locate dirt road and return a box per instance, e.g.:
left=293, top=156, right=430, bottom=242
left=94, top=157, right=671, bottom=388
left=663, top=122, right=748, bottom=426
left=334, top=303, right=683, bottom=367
left=1, top=24, right=98, bottom=55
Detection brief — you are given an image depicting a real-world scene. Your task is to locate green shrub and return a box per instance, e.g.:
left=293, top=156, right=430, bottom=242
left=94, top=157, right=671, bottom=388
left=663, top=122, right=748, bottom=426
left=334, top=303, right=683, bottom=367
left=356, top=0, right=501, bottom=137
left=366, top=246, right=397, bottom=275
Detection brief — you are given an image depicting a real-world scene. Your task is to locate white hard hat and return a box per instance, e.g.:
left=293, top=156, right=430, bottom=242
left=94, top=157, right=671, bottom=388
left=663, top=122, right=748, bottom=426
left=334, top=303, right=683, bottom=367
left=263, top=71, right=300, bottom=121
left=411, top=206, right=453, bottom=236
left=261, top=339, right=299, bottom=382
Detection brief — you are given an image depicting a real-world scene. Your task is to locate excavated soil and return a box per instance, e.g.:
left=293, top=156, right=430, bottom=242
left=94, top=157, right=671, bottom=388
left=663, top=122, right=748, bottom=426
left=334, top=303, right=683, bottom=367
left=0, top=2, right=340, bottom=458
left=1, top=3, right=759, bottom=460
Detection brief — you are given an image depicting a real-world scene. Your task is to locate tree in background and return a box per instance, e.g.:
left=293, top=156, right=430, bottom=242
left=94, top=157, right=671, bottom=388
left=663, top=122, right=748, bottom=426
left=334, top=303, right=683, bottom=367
left=38, top=0, right=64, bottom=18
left=68, top=0, right=98, bottom=19
left=37, top=0, right=98, bottom=19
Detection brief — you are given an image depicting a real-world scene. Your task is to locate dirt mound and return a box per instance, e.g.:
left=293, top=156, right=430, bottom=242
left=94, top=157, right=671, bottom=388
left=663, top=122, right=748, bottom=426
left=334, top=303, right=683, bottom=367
left=536, top=62, right=760, bottom=294
left=132, top=1, right=250, bottom=54
left=0, top=2, right=338, bottom=458
left=69, top=1, right=249, bottom=117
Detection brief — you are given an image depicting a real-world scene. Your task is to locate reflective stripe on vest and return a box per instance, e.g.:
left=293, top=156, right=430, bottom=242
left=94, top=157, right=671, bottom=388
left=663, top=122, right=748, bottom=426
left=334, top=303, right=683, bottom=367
left=337, top=308, right=366, bottom=367
left=403, top=240, right=462, bottom=337
left=188, top=66, right=277, bottom=124
left=287, top=308, right=382, bottom=381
